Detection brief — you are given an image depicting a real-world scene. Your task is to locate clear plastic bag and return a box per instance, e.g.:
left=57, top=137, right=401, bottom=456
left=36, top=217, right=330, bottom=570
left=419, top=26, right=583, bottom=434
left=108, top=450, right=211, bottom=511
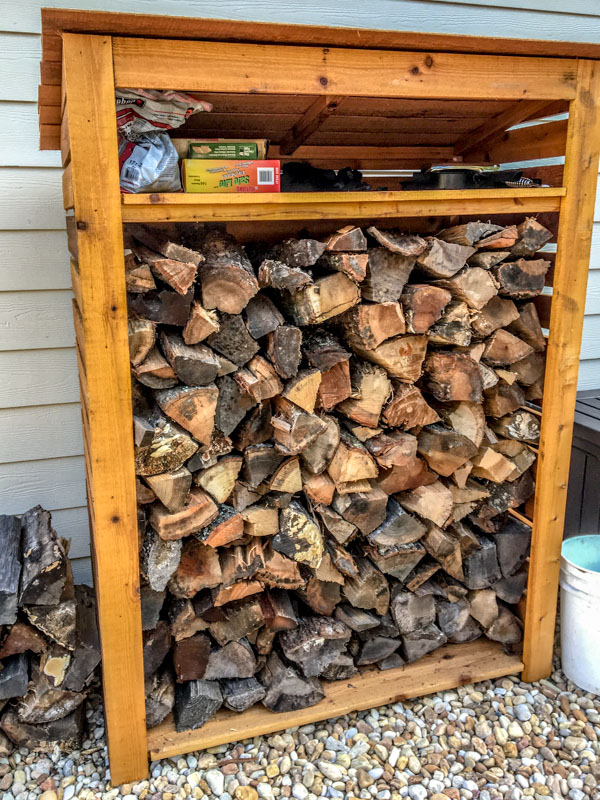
left=119, top=133, right=182, bottom=194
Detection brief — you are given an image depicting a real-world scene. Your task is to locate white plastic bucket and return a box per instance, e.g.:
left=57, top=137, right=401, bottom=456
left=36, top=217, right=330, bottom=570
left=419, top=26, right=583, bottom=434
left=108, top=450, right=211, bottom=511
left=560, top=535, right=600, bottom=694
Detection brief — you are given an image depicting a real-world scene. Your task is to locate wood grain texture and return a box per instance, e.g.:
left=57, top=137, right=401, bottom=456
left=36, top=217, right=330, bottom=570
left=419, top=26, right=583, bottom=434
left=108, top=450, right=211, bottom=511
left=148, top=639, right=522, bottom=759
left=113, top=38, right=578, bottom=100
left=62, top=33, right=147, bottom=783
left=522, top=60, right=600, bottom=683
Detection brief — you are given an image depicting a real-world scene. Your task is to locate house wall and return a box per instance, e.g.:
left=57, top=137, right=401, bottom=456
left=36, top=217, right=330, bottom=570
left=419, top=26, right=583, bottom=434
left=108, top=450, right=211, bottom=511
left=2, top=0, right=600, bottom=584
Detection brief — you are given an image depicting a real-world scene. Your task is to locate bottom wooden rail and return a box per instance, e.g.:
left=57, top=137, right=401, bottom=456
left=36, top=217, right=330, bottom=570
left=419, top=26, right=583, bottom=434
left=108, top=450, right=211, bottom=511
left=147, top=640, right=523, bottom=760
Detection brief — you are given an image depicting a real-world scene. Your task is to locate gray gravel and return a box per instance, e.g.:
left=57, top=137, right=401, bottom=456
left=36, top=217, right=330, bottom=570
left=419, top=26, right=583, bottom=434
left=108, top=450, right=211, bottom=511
left=0, top=657, right=599, bottom=800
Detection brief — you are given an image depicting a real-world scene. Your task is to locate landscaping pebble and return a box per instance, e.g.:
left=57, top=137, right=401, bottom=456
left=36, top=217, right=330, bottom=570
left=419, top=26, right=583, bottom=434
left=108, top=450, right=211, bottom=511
left=0, top=651, right=597, bottom=800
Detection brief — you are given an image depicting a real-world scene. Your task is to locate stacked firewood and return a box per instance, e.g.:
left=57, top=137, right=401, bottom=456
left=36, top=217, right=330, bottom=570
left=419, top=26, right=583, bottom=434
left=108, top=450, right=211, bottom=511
left=126, top=217, right=549, bottom=732
left=0, top=507, right=100, bottom=749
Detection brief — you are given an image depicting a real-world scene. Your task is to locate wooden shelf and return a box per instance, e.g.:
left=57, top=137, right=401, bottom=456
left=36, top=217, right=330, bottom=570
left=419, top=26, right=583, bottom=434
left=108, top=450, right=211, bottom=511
left=147, top=640, right=522, bottom=760
left=121, top=188, right=565, bottom=224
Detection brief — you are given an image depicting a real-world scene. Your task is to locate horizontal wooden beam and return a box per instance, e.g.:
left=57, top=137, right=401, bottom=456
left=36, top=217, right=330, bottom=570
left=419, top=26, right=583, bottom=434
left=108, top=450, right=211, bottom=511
left=279, top=95, right=344, bottom=155
left=147, top=639, right=522, bottom=760
left=112, top=38, right=578, bottom=101
left=467, top=118, right=567, bottom=164
left=121, top=188, right=565, bottom=224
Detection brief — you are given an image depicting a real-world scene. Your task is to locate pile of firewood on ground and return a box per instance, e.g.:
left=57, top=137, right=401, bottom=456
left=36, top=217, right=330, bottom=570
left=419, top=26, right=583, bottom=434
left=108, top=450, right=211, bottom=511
left=126, top=216, right=549, bottom=731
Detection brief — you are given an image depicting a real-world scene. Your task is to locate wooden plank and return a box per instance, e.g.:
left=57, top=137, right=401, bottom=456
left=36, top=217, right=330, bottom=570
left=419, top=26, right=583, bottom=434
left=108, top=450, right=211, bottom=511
left=533, top=294, right=552, bottom=328
left=469, top=118, right=567, bottom=163
left=62, top=33, right=147, bottom=784
left=61, top=109, right=70, bottom=167
left=279, top=95, right=344, bottom=155
left=0, top=455, right=86, bottom=514
left=0, top=290, right=75, bottom=351
left=453, top=99, right=555, bottom=158
left=148, top=639, right=522, bottom=760
left=121, top=188, right=565, bottom=224
left=70, top=259, right=82, bottom=311
left=522, top=60, right=600, bottom=683
left=38, top=7, right=600, bottom=60
left=0, top=348, right=79, bottom=408
left=112, top=39, right=577, bottom=101
left=63, top=163, right=74, bottom=210
left=0, top=403, right=83, bottom=464
left=38, top=84, right=61, bottom=106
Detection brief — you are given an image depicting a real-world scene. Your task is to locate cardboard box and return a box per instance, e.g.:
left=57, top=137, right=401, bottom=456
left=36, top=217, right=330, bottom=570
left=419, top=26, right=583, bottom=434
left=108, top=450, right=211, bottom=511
left=171, top=138, right=268, bottom=160
left=182, top=159, right=281, bottom=193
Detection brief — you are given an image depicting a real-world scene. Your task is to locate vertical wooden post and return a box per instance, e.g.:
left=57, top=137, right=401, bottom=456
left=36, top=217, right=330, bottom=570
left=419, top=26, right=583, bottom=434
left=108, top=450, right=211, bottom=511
left=62, top=34, right=148, bottom=782
left=522, top=60, right=600, bottom=682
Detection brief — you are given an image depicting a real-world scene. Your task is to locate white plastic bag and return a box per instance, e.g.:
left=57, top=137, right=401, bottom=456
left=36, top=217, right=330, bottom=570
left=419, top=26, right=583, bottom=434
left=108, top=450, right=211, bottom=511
left=116, top=89, right=212, bottom=141
left=119, top=133, right=182, bottom=194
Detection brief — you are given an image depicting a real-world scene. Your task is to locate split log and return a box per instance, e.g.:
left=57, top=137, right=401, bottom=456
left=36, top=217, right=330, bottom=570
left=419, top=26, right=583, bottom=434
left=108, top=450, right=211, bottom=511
left=271, top=397, right=327, bottom=455
left=490, top=410, right=540, bottom=442
left=417, top=239, right=475, bottom=278
left=437, top=222, right=502, bottom=247
left=0, top=654, right=29, bottom=700
left=376, top=458, right=436, bottom=494
left=143, top=621, right=170, bottom=678
left=485, top=606, right=522, bottom=644
left=183, top=301, right=220, bottom=345
left=484, top=382, right=525, bottom=418
left=0, top=706, right=84, bottom=750
left=462, top=534, right=502, bottom=590
left=335, top=604, right=379, bottom=632
left=398, top=481, right=454, bottom=528
left=134, top=416, right=198, bottom=477
left=510, top=352, right=545, bottom=386
left=186, top=432, right=233, bottom=472
left=353, top=335, right=428, bottom=381
left=477, top=225, right=519, bottom=250
left=145, top=467, right=192, bottom=513
left=319, top=253, right=368, bottom=282
left=338, top=302, right=406, bottom=350
left=141, top=585, right=165, bottom=631
left=146, top=670, right=175, bottom=728
left=511, top=217, right=553, bottom=258
left=260, top=652, right=324, bottom=712
left=365, top=430, right=418, bottom=469
left=156, top=384, right=218, bottom=445
left=134, top=245, right=197, bottom=296
left=141, top=531, right=182, bottom=592
left=221, top=678, right=267, bottom=712
left=149, top=489, right=218, bottom=541
left=494, top=567, right=528, bottom=604
left=422, top=525, right=464, bottom=581
left=428, top=301, right=472, bottom=346
left=401, top=284, right=452, bottom=334
left=268, top=457, right=302, bottom=493
left=167, top=599, right=207, bottom=641
left=314, top=505, right=357, bottom=545
left=174, top=679, right=223, bottom=732
left=367, top=497, right=426, bottom=548
left=125, top=254, right=156, bottom=293
left=471, top=296, right=520, bottom=338
left=436, top=597, right=471, bottom=638
left=220, top=543, right=264, bottom=586
left=137, top=479, right=156, bottom=504
left=0, top=623, right=45, bottom=659
left=128, top=318, right=156, bottom=366
left=342, top=557, right=390, bottom=615
left=241, top=504, right=279, bottom=537
left=401, top=623, right=447, bottom=663
left=129, top=224, right=204, bottom=266
left=20, top=506, right=67, bottom=606
left=235, top=355, right=284, bottom=402
left=168, top=539, right=222, bottom=598
left=391, top=588, right=435, bottom=634
left=320, top=654, right=357, bottom=680
left=258, top=259, right=312, bottom=291
left=300, top=415, right=340, bottom=474
left=493, top=259, right=551, bottom=299
left=425, top=352, right=483, bottom=403
left=467, top=250, right=510, bottom=269
left=271, top=237, right=326, bottom=267
left=367, top=541, right=425, bottom=581
left=328, top=434, right=379, bottom=486
left=242, top=444, right=285, bottom=487
left=244, top=294, right=284, bottom=339
left=200, top=230, right=259, bottom=314
left=383, top=383, right=439, bottom=429
left=482, top=330, right=533, bottom=367
left=285, top=273, right=360, bottom=325
left=436, top=401, right=486, bottom=448
left=133, top=346, right=177, bottom=389
left=214, top=375, right=257, bottom=437
left=0, top=515, right=21, bottom=625
left=213, top=581, right=263, bottom=607
left=507, top=301, right=546, bottom=351
left=282, top=369, right=322, bottom=413
left=357, top=637, right=400, bottom=666
left=326, top=225, right=368, bottom=252
left=194, top=455, right=242, bottom=503
left=280, top=617, right=351, bottom=677
left=332, top=487, right=389, bottom=535
left=160, top=332, right=220, bottom=385
left=129, top=287, right=194, bottom=327
left=468, top=588, right=499, bottom=629
left=262, top=589, right=298, bottom=631
left=367, top=227, right=426, bottom=256
left=318, top=360, right=352, bottom=410
left=204, top=640, right=256, bottom=680
left=432, top=268, right=498, bottom=310
left=233, top=401, right=273, bottom=450
left=470, top=447, right=515, bottom=483
left=207, top=313, right=260, bottom=366
left=302, top=329, right=350, bottom=372
left=495, top=517, right=531, bottom=577
left=255, top=546, right=304, bottom=590
left=417, top=424, right=477, bottom=477
left=17, top=666, right=85, bottom=724
left=362, top=248, right=415, bottom=302
left=266, top=325, right=303, bottom=379
left=273, top=501, right=324, bottom=569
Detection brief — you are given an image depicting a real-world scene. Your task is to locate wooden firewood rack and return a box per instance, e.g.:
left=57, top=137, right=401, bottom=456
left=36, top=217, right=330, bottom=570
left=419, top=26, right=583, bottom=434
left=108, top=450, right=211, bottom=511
left=39, top=8, right=600, bottom=784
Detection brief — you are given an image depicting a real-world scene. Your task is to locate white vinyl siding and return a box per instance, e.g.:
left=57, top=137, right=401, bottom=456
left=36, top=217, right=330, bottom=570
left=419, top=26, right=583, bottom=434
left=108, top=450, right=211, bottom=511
left=2, top=0, right=600, bottom=584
